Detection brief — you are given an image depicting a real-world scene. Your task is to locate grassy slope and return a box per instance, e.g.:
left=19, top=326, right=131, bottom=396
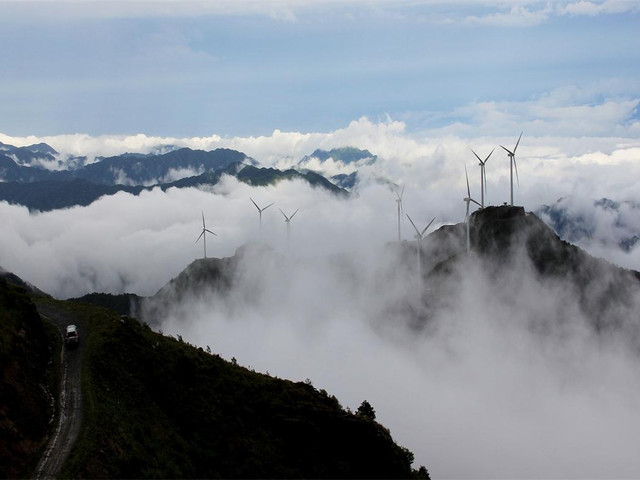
left=0, top=280, right=60, bottom=479
left=59, top=300, right=416, bottom=479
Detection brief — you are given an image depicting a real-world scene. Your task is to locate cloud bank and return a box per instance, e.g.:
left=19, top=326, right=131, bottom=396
left=2, top=112, right=640, bottom=477
left=143, top=227, right=640, bottom=478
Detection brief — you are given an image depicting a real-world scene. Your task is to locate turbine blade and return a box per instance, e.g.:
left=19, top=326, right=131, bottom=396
left=290, top=209, right=298, bottom=219
left=263, top=202, right=274, bottom=212
left=514, top=157, right=520, bottom=187
left=400, top=185, right=405, bottom=200
left=249, top=197, right=260, bottom=211
left=204, top=228, right=217, bottom=236
left=500, top=145, right=514, bottom=156
left=485, top=147, right=495, bottom=163
left=465, top=165, right=471, bottom=197
left=406, top=213, right=421, bottom=236
left=471, top=149, right=483, bottom=163
left=202, top=211, right=206, bottom=228
left=196, top=231, right=204, bottom=243
left=279, top=208, right=288, bottom=220
left=421, top=216, right=436, bottom=236
left=514, top=131, right=523, bottom=153
left=471, top=198, right=481, bottom=207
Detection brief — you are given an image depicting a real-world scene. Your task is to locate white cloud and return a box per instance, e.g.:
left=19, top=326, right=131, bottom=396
left=558, top=0, right=640, bottom=16
left=462, top=4, right=552, bottom=27
left=142, top=225, right=640, bottom=477
left=4, top=1, right=638, bottom=25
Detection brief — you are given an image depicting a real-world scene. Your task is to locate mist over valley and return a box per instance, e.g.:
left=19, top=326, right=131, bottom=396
left=2, top=127, right=640, bottom=477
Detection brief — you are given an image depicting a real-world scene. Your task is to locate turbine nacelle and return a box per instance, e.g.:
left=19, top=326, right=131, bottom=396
left=406, top=214, right=435, bottom=241
left=500, top=131, right=523, bottom=202
left=250, top=197, right=274, bottom=233
left=280, top=208, right=298, bottom=223
left=196, top=211, right=217, bottom=258
left=250, top=197, right=274, bottom=214
left=463, top=165, right=481, bottom=222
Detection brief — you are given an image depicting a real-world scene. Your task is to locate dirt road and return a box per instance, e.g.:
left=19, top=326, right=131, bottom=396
left=33, top=301, right=85, bottom=480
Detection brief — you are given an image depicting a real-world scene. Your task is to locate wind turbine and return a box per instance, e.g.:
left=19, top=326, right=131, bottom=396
left=463, top=166, right=481, bottom=255
left=406, top=213, right=436, bottom=278
left=195, top=211, right=217, bottom=259
left=471, top=147, right=494, bottom=208
left=279, top=208, right=298, bottom=245
left=395, top=186, right=404, bottom=242
left=250, top=197, right=274, bottom=233
left=500, top=132, right=523, bottom=206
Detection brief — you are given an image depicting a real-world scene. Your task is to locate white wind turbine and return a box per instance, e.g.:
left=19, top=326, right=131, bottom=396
left=463, top=166, right=481, bottom=255
left=500, top=132, right=523, bottom=206
left=471, top=147, right=494, bottom=208
left=279, top=208, right=298, bottom=246
left=250, top=197, right=274, bottom=233
left=395, top=186, right=404, bottom=242
left=196, top=211, right=217, bottom=259
left=406, top=214, right=436, bottom=279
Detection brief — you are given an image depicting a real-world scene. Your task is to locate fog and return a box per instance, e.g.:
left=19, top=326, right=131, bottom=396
left=2, top=124, right=640, bottom=476
left=145, top=234, right=640, bottom=478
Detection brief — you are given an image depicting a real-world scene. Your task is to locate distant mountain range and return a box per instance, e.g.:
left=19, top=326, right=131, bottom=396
left=297, top=147, right=378, bottom=191
left=537, top=197, right=640, bottom=253
left=299, top=147, right=377, bottom=167
left=0, top=142, right=347, bottom=211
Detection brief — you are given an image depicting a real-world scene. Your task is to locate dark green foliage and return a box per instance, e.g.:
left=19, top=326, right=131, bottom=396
left=68, top=292, right=141, bottom=318
left=0, top=279, right=59, bottom=478
left=356, top=400, right=376, bottom=421
left=412, top=465, right=431, bottom=479
left=58, top=303, right=416, bottom=479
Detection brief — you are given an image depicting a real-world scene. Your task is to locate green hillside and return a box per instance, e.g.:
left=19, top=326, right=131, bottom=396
left=0, top=279, right=423, bottom=478
left=59, top=300, right=417, bottom=478
left=0, top=280, right=59, bottom=479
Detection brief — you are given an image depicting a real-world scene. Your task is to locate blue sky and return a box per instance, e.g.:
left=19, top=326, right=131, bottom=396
left=1, top=0, right=639, bottom=137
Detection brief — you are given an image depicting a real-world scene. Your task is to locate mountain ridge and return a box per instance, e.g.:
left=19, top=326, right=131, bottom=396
left=0, top=273, right=424, bottom=479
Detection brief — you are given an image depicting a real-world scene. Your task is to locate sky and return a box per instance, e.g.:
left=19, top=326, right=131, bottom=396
left=0, top=0, right=639, bottom=138
left=2, top=1, right=640, bottom=477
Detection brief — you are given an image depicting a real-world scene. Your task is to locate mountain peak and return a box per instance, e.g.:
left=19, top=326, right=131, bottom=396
left=300, top=147, right=377, bottom=165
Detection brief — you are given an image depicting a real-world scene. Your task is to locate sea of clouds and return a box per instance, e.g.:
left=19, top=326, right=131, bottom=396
left=2, top=114, right=640, bottom=477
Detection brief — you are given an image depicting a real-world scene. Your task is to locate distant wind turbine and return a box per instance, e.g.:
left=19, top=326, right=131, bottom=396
left=463, top=166, right=481, bottom=255
left=279, top=208, right=298, bottom=246
left=471, top=147, right=494, bottom=208
left=500, top=132, right=523, bottom=206
left=250, top=197, right=274, bottom=233
left=395, top=186, right=404, bottom=242
left=195, top=211, right=217, bottom=259
left=406, top=213, right=436, bottom=278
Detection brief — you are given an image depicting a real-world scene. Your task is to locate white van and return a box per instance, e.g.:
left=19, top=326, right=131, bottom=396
left=65, top=324, right=79, bottom=348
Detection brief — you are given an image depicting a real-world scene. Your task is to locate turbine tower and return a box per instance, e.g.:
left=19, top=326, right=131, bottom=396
left=471, top=147, right=494, bottom=208
left=500, top=132, right=522, bottom=206
left=279, top=208, right=298, bottom=246
left=196, top=211, right=217, bottom=259
left=463, top=166, right=481, bottom=255
left=250, top=197, right=274, bottom=233
left=406, top=213, right=435, bottom=279
left=395, top=186, right=404, bottom=242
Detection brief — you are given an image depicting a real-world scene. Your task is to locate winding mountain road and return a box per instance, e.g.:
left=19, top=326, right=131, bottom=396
left=33, top=301, right=85, bottom=480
